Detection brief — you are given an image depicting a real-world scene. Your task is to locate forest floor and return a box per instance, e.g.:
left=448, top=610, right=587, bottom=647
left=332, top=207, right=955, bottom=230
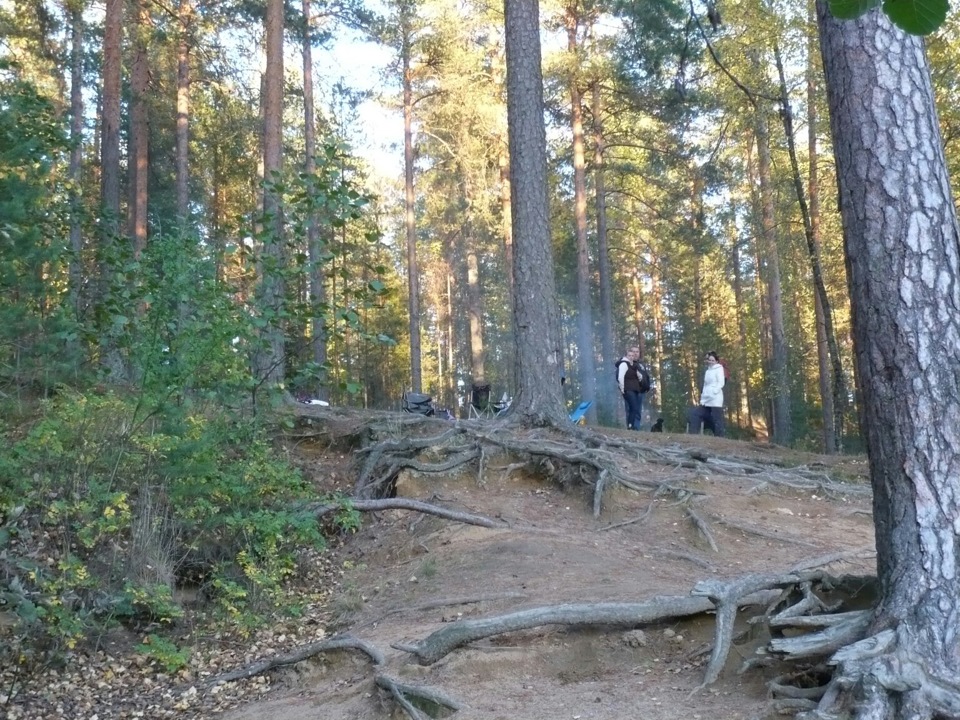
left=3, top=413, right=876, bottom=720
left=221, top=418, right=875, bottom=720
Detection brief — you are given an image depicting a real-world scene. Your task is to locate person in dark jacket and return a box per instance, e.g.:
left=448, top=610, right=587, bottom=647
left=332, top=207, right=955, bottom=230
left=617, top=346, right=643, bottom=430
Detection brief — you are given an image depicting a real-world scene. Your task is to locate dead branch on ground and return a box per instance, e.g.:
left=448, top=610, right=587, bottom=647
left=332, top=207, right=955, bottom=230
left=307, top=497, right=502, bottom=529
left=199, top=635, right=384, bottom=688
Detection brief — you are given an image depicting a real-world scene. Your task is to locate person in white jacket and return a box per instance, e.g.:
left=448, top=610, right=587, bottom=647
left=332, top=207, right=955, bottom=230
left=698, top=350, right=725, bottom=437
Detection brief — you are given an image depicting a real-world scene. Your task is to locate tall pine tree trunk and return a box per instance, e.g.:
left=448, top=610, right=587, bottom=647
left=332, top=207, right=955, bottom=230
left=592, top=81, right=616, bottom=426
left=402, top=13, right=422, bottom=394
left=503, top=0, right=566, bottom=423
left=775, top=43, right=846, bottom=453
left=565, top=5, right=597, bottom=423
left=815, top=4, right=960, bottom=716
left=302, top=0, right=328, bottom=400
left=175, top=0, right=192, bottom=225
left=256, top=0, right=286, bottom=388
left=128, top=0, right=149, bottom=256
left=68, top=0, right=84, bottom=322
left=99, top=0, right=123, bottom=378
left=754, top=106, right=791, bottom=445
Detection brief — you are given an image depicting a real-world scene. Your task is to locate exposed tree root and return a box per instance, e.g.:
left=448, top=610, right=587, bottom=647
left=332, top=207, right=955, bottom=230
left=199, top=635, right=384, bottom=688
left=393, top=593, right=779, bottom=666
left=357, top=592, right=530, bottom=630
left=374, top=674, right=462, bottom=719
left=287, top=406, right=866, bottom=521
left=308, top=497, right=503, bottom=529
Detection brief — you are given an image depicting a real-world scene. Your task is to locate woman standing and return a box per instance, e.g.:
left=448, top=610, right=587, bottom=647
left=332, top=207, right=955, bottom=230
left=699, top=351, right=725, bottom=437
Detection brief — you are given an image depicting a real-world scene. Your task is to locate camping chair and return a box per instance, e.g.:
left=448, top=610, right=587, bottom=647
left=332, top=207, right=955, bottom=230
left=468, top=383, right=495, bottom=419
left=569, top=400, right=592, bottom=425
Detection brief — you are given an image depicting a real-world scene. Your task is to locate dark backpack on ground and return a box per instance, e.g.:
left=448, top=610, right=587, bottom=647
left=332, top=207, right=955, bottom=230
left=402, top=392, right=434, bottom=416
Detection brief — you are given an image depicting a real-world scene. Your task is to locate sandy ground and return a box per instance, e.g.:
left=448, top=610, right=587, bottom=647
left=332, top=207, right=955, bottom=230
left=222, top=428, right=875, bottom=720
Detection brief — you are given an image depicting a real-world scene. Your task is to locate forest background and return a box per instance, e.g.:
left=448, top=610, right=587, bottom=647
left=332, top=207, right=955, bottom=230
left=2, top=0, right=959, bottom=707
left=12, top=0, right=960, bottom=450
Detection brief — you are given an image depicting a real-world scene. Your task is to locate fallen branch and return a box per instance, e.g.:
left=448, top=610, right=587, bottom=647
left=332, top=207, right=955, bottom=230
left=200, top=635, right=384, bottom=688
left=308, top=498, right=502, bottom=529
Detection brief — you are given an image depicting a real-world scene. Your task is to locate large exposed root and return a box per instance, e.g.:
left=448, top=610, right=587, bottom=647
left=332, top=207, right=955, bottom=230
left=289, top=405, right=866, bottom=519
left=392, top=593, right=779, bottom=666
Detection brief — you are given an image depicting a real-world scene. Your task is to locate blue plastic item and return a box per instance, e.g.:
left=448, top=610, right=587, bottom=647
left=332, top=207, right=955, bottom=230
left=569, top=400, right=592, bottom=424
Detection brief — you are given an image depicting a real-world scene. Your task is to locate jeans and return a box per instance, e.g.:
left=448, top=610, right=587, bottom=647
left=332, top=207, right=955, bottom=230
left=623, top=390, right=643, bottom=430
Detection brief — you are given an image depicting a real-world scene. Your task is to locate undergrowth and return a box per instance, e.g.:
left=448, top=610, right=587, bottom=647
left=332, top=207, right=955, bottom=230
left=0, top=390, right=350, bottom=698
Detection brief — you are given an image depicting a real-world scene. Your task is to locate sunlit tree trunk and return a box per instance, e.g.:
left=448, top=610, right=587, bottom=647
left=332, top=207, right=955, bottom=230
left=302, top=0, right=328, bottom=400
left=256, top=0, right=286, bottom=387
left=564, top=4, right=597, bottom=423
left=67, top=0, right=84, bottom=322
left=401, top=6, right=422, bottom=394
left=98, top=0, right=123, bottom=378
left=775, top=42, right=847, bottom=453
left=731, top=236, right=753, bottom=431
left=651, top=266, right=665, bottom=417
left=175, top=0, right=192, bottom=225
left=817, top=4, right=960, bottom=716
left=592, top=81, right=616, bottom=426
left=128, top=0, right=149, bottom=256
left=101, top=0, right=121, bottom=239
left=754, top=105, right=791, bottom=445
left=503, top=0, right=566, bottom=423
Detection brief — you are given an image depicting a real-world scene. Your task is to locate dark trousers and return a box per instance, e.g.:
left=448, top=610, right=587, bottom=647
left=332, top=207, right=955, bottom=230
left=687, top=406, right=725, bottom=437
left=623, top=390, right=643, bottom=430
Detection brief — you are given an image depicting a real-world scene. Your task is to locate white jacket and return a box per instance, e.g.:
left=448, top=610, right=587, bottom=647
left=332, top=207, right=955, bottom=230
left=700, top=363, right=725, bottom=407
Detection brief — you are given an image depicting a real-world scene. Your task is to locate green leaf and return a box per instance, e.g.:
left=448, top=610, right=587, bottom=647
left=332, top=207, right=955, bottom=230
left=883, top=0, right=947, bottom=34
left=829, top=0, right=880, bottom=19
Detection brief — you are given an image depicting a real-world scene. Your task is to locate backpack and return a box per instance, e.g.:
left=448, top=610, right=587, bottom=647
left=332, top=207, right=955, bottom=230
left=637, top=363, right=652, bottom=393
left=615, top=359, right=652, bottom=393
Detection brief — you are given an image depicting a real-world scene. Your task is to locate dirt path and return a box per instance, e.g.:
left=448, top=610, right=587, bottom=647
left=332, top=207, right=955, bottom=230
left=223, top=433, right=875, bottom=720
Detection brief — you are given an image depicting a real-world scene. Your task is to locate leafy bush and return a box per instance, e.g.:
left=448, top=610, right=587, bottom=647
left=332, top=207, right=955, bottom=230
left=0, top=389, right=330, bottom=686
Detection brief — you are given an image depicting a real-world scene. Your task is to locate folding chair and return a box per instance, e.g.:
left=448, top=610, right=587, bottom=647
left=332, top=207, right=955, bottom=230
left=569, top=400, right=592, bottom=424
left=468, top=383, right=495, bottom=419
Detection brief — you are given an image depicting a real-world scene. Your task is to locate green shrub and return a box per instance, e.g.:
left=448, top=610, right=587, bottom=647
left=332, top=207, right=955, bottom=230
left=0, top=388, right=328, bottom=678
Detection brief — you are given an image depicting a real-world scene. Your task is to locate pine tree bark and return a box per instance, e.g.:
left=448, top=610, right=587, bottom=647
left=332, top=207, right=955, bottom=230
left=98, top=0, right=124, bottom=378
left=591, top=82, right=616, bottom=427
left=175, top=0, right=192, bottom=225
left=818, top=4, right=960, bottom=716
left=257, top=0, right=286, bottom=387
left=564, top=5, right=597, bottom=424
left=503, top=0, right=566, bottom=424
left=302, top=0, right=328, bottom=400
left=774, top=43, right=846, bottom=454
left=754, top=104, right=791, bottom=445
left=401, top=8, right=422, bottom=394
left=100, top=0, right=121, bottom=235
left=67, top=0, right=84, bottom=322
left=128, top=0, right=149, bottom=256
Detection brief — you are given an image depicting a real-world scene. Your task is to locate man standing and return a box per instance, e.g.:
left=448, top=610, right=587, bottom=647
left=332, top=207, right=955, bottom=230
left=617, top=346, right=648, bottom=430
